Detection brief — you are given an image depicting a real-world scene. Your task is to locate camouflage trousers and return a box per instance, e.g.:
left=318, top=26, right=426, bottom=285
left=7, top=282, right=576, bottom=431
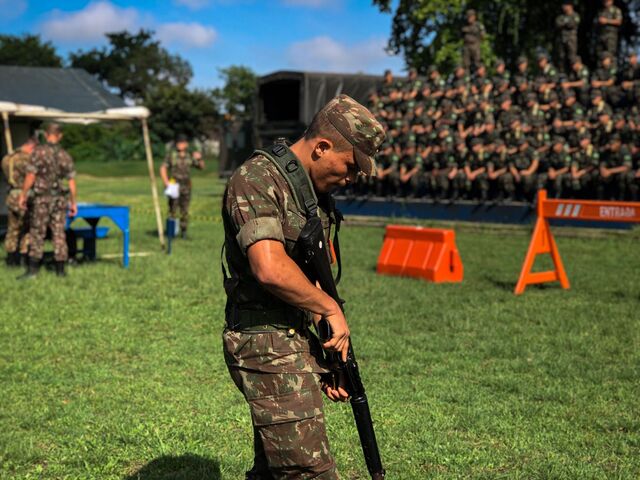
left=168, top=183, right=191, bottom=231
left=223, top=326, right=338, bottom=480
left=557, top=39, right=577, bottom=74
left=596, top=171, right=636, bottom=201
left=29, top=195, right=68, bottom=262
left=539, top=172, right=571, bottom=199
left=463, top=43, right=481, bottom=71
left=4, top=191, right=30, bottom=254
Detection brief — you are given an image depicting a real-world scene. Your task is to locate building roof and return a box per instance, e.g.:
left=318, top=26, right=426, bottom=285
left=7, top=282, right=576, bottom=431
left=0, top=66, right=126, bottom=113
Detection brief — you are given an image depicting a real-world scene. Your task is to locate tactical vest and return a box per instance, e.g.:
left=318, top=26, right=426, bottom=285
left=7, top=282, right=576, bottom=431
left=221, top=141, right=342, bottom=310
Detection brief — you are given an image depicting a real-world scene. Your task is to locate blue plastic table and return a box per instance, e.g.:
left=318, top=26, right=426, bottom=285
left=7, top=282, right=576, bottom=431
left=65, top=203, right=130, bottom=267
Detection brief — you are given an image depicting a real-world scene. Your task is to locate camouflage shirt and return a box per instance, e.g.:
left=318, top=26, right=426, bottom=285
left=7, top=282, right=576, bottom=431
left=163, top=149, right=201, bottom=183
left=223, top=153, right=332, bottom=307
left=1, top=150, right=30, bottom=189
left=26, top=143, right=75, bottom=196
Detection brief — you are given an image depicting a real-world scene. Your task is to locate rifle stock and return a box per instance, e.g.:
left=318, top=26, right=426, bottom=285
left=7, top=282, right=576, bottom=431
left=296, top=216, right=385, bottom=480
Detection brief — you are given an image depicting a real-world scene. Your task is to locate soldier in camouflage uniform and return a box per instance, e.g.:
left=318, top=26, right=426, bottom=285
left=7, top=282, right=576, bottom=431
left=570, top=133, right=600, bottom=198
left=620, top=51, right=640, bottom=108
left=507, top=137, right=540, bottom=202
left=463, top=138, right=490, bottom=201
left=555, top=1, right=580, bottom=73
left=596, top=0, right=623, bottom=63
left=487, top=139, right=510, bottom=201
left=2, top=137, right=36, bottom=266
left=160, top=133, right=204, bottom=239
left=222, top=95, right=384, bottom=480
left=462, top=9, right=485, bottom=72
left=374, top=142, right=400, bottom=197
left=597, top=134, right=634, bottom=200
left=18, top=123, right=77, bottom=278
left=540, top=136, right=572, bottom=198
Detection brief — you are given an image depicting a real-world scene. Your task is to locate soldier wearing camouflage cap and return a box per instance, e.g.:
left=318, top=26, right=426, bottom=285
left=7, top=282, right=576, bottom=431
left=221, top=94, right=384, bottom=479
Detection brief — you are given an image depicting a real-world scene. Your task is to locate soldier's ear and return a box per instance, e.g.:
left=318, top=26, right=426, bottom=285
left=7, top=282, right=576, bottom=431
left=313, top=139, right=333, bottom=159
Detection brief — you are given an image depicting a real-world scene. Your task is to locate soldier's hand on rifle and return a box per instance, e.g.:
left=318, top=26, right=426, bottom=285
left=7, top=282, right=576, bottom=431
left=322, top=309, right=350, bottom=362
left=321, top=374, right=350, bottom=402
left=18, top=193, right=27, bottom=210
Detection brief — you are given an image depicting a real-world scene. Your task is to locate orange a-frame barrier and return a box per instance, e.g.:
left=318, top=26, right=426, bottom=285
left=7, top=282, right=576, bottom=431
left=515, top=190, right=640, bottom=295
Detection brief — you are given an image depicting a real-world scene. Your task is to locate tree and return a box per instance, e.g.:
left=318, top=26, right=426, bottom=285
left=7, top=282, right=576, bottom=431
left=145, top=85, right=219, bottom=143
left=70, top=29, right=192, bottom=102
left=0, top=34, right=63, bottom=67
left=211, top=66, right=257, bottom=120
left=373, top=0, right=640, bottom=73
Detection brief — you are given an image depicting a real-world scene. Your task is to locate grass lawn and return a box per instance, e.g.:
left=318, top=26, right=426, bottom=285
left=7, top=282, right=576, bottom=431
left=1, top=161, right=639, bottom=479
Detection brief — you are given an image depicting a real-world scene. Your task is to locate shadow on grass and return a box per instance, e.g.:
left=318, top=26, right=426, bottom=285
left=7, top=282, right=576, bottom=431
left=123, top=454, right=221, bottom=480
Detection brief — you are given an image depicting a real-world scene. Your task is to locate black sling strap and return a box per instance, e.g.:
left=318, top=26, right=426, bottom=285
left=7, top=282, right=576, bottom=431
left=257, top=143, right=343, bottom=285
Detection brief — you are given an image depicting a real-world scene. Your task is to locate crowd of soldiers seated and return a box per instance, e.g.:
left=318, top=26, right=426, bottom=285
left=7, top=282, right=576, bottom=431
left=354, top=51, right=640, bottom=204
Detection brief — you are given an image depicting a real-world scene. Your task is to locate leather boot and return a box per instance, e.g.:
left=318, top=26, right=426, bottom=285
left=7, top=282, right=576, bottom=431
left=55, top=261, right=67, bottom=277
left=5, top=252, right=21, bottom=267
left=17, top=258, right=40, bottom=280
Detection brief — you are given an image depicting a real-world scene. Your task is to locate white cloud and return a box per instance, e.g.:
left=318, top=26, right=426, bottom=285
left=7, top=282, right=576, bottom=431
left=0, top=0, right=27, bottom=20
left=41, top=1, right=139, bottom=42
left=286, top=36, right=393, bottom=73
left=157, top=22, right=218, bottom=48
left=40, top=1, right=217, bottom=49
left=174, top=0, right=210, bottom=10
left=281, top=0, right=340, bottom=7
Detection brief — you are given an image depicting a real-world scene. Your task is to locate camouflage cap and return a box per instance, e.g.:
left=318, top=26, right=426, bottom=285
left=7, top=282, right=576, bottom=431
left=322, top=94, right=386, bottom=177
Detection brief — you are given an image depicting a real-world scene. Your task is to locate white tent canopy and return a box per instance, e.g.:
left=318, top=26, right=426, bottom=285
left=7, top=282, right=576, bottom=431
left=0, top=86, right=164, bottom=248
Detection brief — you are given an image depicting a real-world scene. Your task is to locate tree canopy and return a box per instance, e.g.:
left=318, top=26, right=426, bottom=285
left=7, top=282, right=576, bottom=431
left=69, top=30, right=193, bottom=102
left=373, top=0, right=640, bottom=73
left=0, top=34, right=63, bottom=67
left=211, top=66, right=257, bottom=120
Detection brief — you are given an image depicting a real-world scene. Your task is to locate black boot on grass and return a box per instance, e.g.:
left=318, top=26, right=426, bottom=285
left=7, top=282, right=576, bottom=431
left=55, top=261, right=67, bottom=277
left=17, top=258, right=40, bottom=280
left=5, top=252, right=21, bottom=267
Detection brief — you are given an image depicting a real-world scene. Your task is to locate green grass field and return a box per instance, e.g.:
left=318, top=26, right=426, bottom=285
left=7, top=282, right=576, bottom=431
left=1, top=161, right=639, bottom=479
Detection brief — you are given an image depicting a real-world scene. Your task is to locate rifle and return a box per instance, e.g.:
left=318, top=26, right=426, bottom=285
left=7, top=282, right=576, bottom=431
left=295, top=215, right=386, bottom=480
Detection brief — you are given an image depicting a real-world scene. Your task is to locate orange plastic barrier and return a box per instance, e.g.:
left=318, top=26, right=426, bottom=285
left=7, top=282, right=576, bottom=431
left=377, top=226, right=463, bottom=282
left=515, top=190, right=640, bottom=294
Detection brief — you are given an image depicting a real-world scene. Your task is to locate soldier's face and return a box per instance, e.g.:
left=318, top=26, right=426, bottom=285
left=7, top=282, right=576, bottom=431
left=311, top=142, right=360, bottom=193
left=176, top=141, right=189, bottom=151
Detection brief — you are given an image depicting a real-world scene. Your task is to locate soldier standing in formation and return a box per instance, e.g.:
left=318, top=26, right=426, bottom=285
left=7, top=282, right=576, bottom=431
left=2, top=137, right=36, bottom=267
left=462, top=9, right=485, bottom=72
left=222, top=95, right=384, bottom=479
left=555, top=0, right=580, bottom=74
left=18, top=123, right=77, bottom=279
left=596, top=0, right=623, bottom=63
left=160, top=133, right=204, bottom=239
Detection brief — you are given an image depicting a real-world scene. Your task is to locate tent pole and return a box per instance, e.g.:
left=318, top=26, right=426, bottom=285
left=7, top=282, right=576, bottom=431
left=2, top=112, right=14, bottom=154
left=141, top=118, right=165, bottom=249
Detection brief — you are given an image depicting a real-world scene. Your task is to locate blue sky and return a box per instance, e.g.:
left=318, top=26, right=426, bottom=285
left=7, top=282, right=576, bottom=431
left=0, top=0, right=405, bottom=89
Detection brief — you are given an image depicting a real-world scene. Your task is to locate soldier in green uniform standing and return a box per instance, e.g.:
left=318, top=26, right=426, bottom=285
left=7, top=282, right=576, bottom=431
left=2, top=137, right=36, bottom=266
left=18, top=123, right=77, bottom=278
left=555, top=1, right=580, bottom=74
left=596, top=0, right=623, bottom=63
left=462, top=9, right=485, bottom=72
left=160, top=133, right=204, bottom=239
left=222, top=95, right=384, bottom=480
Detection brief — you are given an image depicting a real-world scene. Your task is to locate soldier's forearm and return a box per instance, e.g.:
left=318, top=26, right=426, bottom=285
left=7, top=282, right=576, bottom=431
left=21, top=173, right=35, bottom=196
left=68, top=179, right=77, bottom=204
